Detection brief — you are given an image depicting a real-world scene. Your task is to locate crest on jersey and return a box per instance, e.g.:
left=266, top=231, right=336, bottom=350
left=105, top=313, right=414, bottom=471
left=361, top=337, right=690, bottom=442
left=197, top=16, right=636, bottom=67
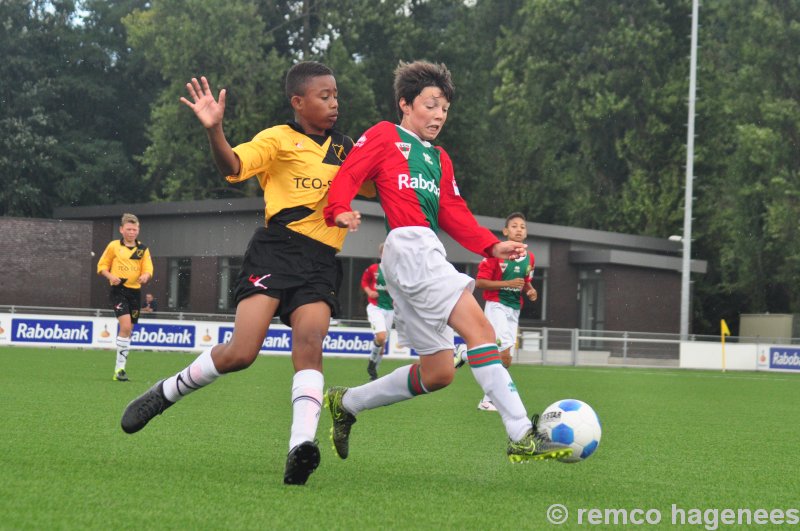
left=395, top=142, right=411, bottom=159
left=500, top=262, right=508, bottom=272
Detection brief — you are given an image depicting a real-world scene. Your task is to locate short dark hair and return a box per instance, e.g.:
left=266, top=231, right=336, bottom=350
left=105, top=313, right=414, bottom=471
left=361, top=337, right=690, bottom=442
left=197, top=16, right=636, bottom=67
left=285, top=61, right=334, bottom=100
left=393, top=61, right=455, bottom=119
left=505, top=212, right=526, bottom=227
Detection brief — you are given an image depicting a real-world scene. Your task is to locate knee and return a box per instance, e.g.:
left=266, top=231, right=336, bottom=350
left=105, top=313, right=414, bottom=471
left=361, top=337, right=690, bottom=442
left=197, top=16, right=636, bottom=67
left=374, top=332, right=387, bottom=346
left=214, top=344, right=258, bottom=373
left=423, top=366, right=454, bottom=391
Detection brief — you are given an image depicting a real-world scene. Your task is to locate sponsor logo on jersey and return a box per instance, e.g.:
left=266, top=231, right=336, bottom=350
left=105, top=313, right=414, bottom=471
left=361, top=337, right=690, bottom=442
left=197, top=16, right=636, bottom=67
left=397, top=173, right=440, bottom=197
left=12, top=318, right=92, bottom=344
left=131, top=324, right=195, bottom=347
left=292, top=177, right=332, bottom=190
left=395, top=142, right=411, bottom=159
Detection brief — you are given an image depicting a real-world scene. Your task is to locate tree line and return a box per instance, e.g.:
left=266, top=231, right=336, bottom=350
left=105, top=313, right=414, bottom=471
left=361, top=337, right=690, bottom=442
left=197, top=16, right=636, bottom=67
left=2, top=0, right=799, bottom=333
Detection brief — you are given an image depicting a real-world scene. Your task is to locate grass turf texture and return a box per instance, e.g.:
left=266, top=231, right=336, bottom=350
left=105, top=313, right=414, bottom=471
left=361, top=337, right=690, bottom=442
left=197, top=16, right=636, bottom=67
left=1, top=346, right=798, bottom=530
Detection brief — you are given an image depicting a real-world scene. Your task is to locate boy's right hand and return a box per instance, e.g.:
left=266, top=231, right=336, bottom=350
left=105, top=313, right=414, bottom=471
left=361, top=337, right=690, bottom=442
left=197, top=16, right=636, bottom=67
left=180, top=76, right=226, bottom=129
left=335, top=211, right=362, bottom=232
left=506, top=278, right=525, bottom=289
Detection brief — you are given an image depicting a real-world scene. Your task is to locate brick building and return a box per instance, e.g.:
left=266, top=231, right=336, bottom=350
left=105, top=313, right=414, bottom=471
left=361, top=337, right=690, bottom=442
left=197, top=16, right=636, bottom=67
left=0, top=198, right=707, bottom=334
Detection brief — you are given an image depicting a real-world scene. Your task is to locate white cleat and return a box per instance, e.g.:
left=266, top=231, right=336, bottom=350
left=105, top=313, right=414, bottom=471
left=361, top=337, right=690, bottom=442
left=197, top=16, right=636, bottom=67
left=477, top=400, right=498, bottom=412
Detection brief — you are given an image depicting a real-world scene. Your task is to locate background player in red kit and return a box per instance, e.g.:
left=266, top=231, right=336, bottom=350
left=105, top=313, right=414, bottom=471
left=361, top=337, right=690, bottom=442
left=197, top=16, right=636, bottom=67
left=322, top=60, right=571, bottom=464
left=361, top=243, right=394, bottom=380
left=475, top=212, right=538, bottom=411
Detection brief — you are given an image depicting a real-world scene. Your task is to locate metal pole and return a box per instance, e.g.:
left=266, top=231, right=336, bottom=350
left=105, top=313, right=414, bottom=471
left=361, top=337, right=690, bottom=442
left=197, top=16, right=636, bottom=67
left=681, top=0, right=699, bottom=339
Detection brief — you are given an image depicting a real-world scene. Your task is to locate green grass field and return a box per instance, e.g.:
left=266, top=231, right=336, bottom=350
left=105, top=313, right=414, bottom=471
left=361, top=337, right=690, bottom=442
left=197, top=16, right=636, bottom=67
left=1, top=346, right=798, bottom=530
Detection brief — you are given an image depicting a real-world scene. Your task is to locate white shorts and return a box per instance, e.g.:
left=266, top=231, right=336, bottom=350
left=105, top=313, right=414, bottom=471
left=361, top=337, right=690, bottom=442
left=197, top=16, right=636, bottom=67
left=366, top=303, right=394, bottom=335
left=484, top=300, right=520, bottom=351
left=382, top=226, right=474, bottom=356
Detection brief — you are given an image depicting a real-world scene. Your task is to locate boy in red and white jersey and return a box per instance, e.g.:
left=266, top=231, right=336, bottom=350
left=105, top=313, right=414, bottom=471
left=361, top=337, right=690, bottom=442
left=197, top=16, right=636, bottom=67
left=475, top=212, right=538, bottom=411
left=323, top=61, right=570, bottom=463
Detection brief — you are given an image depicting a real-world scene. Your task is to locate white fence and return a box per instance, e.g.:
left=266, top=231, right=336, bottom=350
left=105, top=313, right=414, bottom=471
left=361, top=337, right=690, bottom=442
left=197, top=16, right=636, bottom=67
left=1, top=306, right=799, bottom=373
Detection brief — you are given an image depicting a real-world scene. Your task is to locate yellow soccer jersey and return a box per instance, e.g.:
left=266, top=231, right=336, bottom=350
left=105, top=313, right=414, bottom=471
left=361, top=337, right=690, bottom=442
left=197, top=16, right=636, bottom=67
left=230, top=123, right=373, bottom=251
left=97, top=239, right=154, bottom=289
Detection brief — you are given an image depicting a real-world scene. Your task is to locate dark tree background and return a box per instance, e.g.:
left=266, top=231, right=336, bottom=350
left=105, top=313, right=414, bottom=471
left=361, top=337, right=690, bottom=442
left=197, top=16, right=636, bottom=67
left=3, top=0, right=799, bottom=333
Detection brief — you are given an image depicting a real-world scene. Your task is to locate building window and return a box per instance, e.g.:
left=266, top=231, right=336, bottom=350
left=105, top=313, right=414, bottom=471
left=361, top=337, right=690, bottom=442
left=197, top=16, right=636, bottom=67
left=338, top=257, right=375, bottom=321
left=218, top=257, right=243, bottom=312
left=167, top=258, right=192, bottom=311
left=579, top=268, right=605, bottom=347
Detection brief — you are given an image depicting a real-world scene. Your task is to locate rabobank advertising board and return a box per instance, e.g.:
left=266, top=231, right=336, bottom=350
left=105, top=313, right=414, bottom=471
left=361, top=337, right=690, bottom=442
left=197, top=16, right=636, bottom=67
left=217, top=327, right=374, bottom=356
left=11, top=318, right=93, bottom=345
left=131, top=323, right=195, bottom=349
left=768, top=347, right=800, bottom=371
left=0, top=313, right=407, bottom=359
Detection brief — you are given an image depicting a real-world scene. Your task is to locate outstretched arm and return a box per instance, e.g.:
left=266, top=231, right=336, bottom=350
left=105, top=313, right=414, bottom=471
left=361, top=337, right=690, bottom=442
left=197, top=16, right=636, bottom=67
left=180, top=76, right=240, bottom=177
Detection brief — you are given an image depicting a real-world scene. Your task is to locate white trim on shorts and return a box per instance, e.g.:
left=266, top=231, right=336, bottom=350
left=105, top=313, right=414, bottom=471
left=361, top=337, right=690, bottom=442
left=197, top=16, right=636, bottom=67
left=382, top=226, right=474, bottom=356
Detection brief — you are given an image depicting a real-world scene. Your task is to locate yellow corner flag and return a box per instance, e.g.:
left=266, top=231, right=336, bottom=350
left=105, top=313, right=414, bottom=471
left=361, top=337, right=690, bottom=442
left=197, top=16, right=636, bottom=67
left=720, top=319, right=731, bottom=373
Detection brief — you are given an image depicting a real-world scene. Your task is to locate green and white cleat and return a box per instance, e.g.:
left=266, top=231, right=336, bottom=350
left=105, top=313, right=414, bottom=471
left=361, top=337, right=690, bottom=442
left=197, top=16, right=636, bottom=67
left=507, top=417, right=573, bottom=463
left=324, top=386, right=356, bottom=460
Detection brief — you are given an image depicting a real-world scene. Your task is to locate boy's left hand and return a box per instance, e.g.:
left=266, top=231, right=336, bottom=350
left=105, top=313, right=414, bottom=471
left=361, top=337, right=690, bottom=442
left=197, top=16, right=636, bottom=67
left=138, top=273, right=151, bottom=285
left=491, top=241, right=527, bottom=260
left=526, top=288, right=538, bottom=302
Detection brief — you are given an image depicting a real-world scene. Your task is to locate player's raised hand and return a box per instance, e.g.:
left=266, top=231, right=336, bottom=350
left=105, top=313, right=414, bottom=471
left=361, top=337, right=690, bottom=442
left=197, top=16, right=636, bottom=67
left=492, top=240, right=527, bottom=260
left=335, top=211, right=362, bottom=232
left=180, top=76, right=226, bottom=129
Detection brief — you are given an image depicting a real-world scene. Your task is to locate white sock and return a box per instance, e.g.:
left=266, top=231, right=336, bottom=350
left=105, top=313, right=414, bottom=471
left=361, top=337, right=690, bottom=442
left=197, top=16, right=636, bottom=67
left=468, top=344, right=531, bottom=441
left=369, top=341, right=382, bottom=363
left=343, top=364, right=426, bottom=415
left=115, top=336, right=130, bottom=371
left=289, top=369, right=324, bottom=450
left=162, top=348, right=220, bottom=403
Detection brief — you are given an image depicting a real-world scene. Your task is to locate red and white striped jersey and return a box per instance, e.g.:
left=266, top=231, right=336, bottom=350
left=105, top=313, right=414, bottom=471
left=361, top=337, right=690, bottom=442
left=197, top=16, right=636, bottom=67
left=324, top=121, right=498, bottom=258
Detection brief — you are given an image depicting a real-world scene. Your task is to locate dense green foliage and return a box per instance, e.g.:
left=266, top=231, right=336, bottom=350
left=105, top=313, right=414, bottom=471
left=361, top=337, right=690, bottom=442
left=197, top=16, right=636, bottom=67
left=2, top=0, right=799, bottom=332
left=1, top=347, right=798, bottom=529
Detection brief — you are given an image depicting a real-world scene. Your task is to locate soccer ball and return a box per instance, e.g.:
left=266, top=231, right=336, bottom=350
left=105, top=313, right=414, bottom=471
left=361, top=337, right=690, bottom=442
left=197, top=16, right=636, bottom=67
left=537, top=399, right=601, bottom=463
left=453, top=343, right=468, bottom=369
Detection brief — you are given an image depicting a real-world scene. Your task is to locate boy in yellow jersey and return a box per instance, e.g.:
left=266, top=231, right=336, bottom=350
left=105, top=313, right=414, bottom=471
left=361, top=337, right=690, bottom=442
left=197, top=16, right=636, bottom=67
left=97, top=213, right=153, bottom=382
left=120, top=62, right=372, bottom=486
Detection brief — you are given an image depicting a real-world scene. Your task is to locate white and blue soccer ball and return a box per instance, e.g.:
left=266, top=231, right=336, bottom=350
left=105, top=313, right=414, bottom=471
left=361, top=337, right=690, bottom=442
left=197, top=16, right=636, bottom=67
left=537, top=399, right=601, bottom=463
left=453, top=343, right=468, bottom=369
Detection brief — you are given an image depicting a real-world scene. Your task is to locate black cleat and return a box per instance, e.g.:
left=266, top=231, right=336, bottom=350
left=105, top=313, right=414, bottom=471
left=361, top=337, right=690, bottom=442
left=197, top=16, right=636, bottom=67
left=283, top=440, right=321, bottom=485
left=121, top=380, right=173, bottom=434
left=367, top=360, right=378, bottom=381
left=324, top=386, right=356, bottom=459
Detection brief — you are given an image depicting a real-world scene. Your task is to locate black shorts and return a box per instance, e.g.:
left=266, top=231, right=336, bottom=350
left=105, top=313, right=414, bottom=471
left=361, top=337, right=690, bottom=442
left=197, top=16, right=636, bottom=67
left=233, top=224, right=342, bottom=326
left=110, top=285, right=141, bottom=323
